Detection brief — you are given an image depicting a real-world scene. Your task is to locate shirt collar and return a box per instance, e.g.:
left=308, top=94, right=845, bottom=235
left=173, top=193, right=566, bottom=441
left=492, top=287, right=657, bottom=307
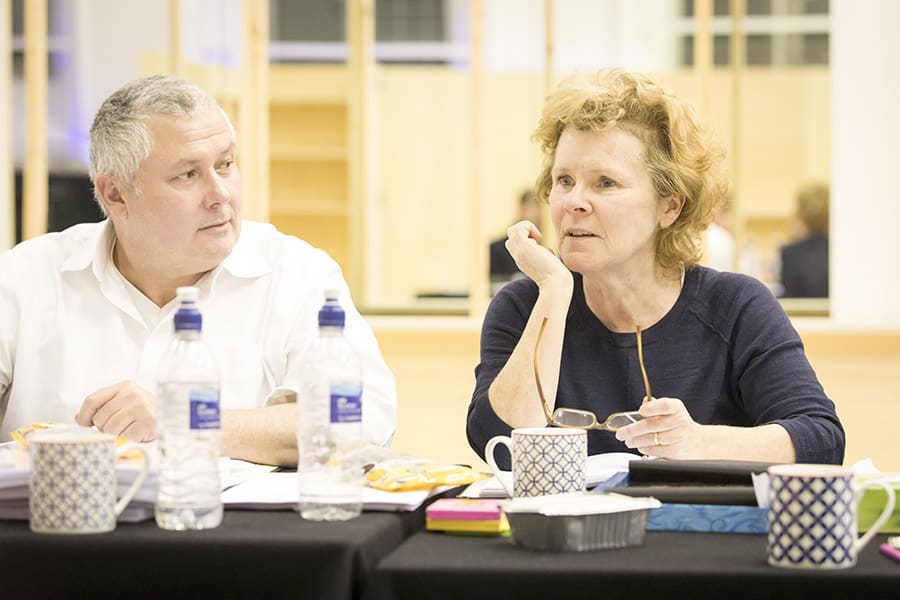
left=58, top=219, right=116, bottom=279
left=219, top=221, right=272, bottom=279
left=58, top=219, right=271, bottom=280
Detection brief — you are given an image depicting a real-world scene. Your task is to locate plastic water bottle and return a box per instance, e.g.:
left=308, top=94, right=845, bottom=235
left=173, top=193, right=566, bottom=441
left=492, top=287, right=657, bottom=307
left=155, top=286, right=223, bottom=530
left=297, top=290, right=364, bottom=521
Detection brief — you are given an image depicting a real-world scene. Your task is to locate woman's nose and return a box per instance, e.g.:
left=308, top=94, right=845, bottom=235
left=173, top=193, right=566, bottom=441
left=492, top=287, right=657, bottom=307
left=563, top=184, right=591, bottom=213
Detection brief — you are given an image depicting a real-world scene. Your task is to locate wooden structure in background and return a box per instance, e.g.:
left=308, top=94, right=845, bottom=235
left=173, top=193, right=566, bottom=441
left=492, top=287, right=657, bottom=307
left=694, top=0, right=713, bottom=266
left=543, top=0, right=554, bottom=94
left=265, top=64, right=351, bottom=273
left=730, top=0, right=745, bottom=272
left=693, top=0, right=713, bottom=117
left=169, top=0, right=184, bottom=77
left=0, top=0, right=12, bottom=248
left=540, top=0, right=557, bottom=253
left=239, top=0, right=269, bottom=223
left=346, top=0, right=374, bottom=300
left=468, top=0, right=487, bottom=317
left=22, top=0, right=47, bottom=240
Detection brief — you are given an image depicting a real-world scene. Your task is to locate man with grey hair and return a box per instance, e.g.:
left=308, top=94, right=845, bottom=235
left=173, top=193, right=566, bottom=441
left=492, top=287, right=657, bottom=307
left=0, top=75, right=397, bottom=466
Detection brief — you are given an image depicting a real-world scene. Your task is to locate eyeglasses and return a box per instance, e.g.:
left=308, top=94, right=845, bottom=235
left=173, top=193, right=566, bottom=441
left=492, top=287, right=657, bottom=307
left=533, top=317, right=649, bottom=431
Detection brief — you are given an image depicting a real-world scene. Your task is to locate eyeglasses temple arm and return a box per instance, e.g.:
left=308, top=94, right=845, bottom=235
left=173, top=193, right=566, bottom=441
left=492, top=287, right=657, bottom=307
left=534, top=317, right=554, bottom=424
left=636, top=325, right=652, bottom=402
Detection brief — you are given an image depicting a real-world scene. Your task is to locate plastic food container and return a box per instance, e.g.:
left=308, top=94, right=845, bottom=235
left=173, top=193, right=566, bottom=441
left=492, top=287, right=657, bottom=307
left=501, top=493, right=661, bottom=551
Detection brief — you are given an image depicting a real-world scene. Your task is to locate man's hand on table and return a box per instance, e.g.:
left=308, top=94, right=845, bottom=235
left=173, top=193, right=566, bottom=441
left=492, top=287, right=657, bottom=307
left=75, top=380, right=156, bottom=442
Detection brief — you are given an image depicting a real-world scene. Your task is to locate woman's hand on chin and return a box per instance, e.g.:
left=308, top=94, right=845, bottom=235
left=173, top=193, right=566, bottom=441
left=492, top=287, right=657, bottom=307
left=505, top=220, right=571, bottom=289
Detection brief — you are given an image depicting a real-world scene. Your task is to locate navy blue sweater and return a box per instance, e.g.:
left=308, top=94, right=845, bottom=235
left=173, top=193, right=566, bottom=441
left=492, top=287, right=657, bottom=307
left=467, top=267, right=845, bottom=469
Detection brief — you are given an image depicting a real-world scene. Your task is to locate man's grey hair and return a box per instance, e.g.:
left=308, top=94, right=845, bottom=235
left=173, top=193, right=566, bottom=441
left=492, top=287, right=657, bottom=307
left=88, top=74, right=219, bottom=211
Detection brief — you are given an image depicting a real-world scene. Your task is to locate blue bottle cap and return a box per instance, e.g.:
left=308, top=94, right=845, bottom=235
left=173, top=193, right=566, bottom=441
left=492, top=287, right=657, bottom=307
left=174, top=286, right=202, bottom=331
left=318, top=289, right=345, bottom=328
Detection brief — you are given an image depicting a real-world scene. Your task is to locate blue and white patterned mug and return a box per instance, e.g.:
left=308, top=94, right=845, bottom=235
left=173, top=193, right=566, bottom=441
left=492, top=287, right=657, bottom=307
left=767, top=464, right=896, bottom=569
left=485, top=427, right=586, bottom=498
left=29, top=431, right=149, bottom=534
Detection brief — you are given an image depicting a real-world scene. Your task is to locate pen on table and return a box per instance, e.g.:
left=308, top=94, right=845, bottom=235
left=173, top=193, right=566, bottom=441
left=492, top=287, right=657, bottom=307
left=880, top=542, right=900, bottom=565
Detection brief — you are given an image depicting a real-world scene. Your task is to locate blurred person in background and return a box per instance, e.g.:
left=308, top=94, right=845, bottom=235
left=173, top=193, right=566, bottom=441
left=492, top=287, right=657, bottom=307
left=490, top=189, right=543, bottom=292
left=467, top=68, right=844, bottom=469
left=779, top=183, right=829, bottom=298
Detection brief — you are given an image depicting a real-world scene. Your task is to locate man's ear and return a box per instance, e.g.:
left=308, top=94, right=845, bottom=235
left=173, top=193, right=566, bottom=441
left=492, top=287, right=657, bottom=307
left=93, top=174, right=129, bottom=217
left=659, top=194, right=685, bottom=229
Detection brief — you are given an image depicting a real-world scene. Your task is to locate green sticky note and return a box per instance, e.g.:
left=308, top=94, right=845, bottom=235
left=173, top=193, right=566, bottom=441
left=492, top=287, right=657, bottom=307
left=858, top=480, right=900, bottom=533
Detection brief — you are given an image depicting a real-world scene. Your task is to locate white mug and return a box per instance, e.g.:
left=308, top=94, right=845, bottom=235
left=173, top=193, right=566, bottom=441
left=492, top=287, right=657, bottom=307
left=767, top=464, right=896, bottom=569
left=485, top=427, right=586, bottom=497
left=29, top=431, right=149, bottom=534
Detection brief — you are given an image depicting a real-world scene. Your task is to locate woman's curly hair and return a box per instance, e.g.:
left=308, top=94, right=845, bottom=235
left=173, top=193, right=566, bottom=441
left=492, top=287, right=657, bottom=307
left=532, top=68, right=728, bottom=269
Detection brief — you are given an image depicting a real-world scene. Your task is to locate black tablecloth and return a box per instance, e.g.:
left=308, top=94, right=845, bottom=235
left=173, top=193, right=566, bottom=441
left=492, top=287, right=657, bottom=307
left=0, top=509, right=424, bottom=600
left=368, top=530, right=899, bottom=600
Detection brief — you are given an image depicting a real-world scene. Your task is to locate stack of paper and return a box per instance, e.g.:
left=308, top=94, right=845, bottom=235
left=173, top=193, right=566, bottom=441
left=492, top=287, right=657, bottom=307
left=221, top=471, right=452, bottom=512
left=0, top=437, right=454, bottom=518
left=0, top=461, right=158, bottom=522
left=425, top=498, right=509, bottom=534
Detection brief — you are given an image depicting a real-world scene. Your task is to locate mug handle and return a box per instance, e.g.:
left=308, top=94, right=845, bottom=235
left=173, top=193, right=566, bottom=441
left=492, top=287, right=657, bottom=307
left=854, top=478, right=896, bottom=553
left=113, top=444, right=150, bottom=517
left=484, top=435, right=514, bottom=497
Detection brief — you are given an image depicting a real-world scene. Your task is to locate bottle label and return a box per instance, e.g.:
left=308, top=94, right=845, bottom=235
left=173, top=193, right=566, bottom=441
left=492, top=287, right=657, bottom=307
left=330, top=386, right=362, bottom=424
left=189, top=389, right=221, bottom=430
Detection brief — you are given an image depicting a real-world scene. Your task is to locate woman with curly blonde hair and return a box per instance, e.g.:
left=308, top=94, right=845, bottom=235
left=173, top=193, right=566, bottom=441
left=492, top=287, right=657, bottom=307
left=467, top=69, right=843, bottom=468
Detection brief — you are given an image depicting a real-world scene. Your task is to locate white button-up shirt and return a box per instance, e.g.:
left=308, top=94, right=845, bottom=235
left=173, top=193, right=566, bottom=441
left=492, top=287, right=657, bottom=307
left=0, top=220, right=397, bottom=445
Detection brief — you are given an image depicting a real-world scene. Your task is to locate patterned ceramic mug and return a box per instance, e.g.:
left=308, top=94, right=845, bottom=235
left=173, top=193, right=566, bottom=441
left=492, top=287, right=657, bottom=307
left=767, top=464, right=896, bottom=569
left=29, top=431, right=149, bottom=534
left=485, top=427, right=586, bottom=497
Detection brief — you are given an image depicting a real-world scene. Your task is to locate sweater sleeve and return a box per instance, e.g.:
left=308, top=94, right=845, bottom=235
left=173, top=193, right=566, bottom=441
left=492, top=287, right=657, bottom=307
left=466, top=280, right=539, bottom=463
left=727, top=278, right=845, bottom=464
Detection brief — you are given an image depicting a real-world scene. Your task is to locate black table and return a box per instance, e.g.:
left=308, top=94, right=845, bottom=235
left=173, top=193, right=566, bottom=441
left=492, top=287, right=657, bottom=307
left=368, top=530, right=899, bottom=600
left=0, top=509, right=424, bottom=599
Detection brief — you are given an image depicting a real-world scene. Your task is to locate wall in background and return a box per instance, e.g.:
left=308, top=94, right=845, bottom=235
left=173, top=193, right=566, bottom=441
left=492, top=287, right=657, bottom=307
left=831, top=0, right=900, bottom=325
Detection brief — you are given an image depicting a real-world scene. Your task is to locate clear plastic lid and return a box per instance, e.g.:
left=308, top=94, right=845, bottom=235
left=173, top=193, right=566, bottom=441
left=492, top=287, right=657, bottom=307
left=502, top=492, right=661, bottom=516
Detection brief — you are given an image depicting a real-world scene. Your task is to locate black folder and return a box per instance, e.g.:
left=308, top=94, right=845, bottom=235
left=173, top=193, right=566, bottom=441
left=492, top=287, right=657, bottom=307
left=611, top=459, right=781, bottom=506
left=607, top=484, right=759, bottom=506
left=627, top=459, right=777, bottom=486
